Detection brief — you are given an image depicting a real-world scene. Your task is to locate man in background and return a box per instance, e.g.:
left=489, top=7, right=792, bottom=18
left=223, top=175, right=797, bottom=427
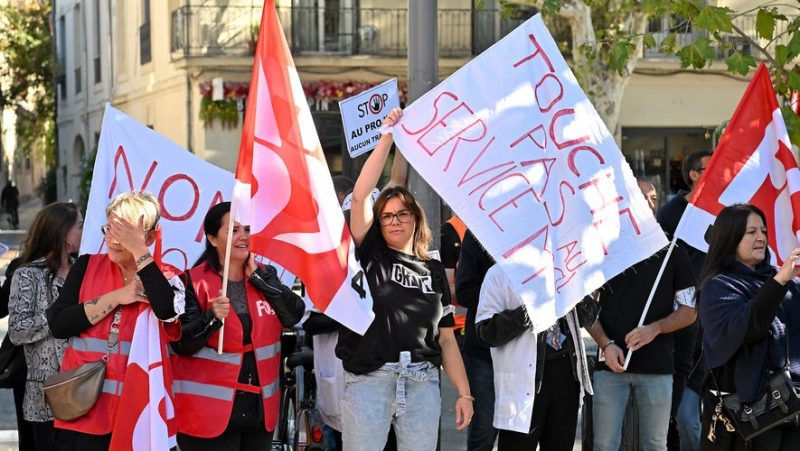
left=656, top=150, right=712, bottom=451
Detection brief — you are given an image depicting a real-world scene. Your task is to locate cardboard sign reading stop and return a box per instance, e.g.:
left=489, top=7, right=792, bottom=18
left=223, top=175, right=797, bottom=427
left=339, top=78, right=400, bottom=158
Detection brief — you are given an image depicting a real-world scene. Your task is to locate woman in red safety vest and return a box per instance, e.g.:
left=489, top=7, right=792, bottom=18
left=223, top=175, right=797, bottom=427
left=46, top=191, right=184, bottom=450
left=170, top=202, right=305, bottom=450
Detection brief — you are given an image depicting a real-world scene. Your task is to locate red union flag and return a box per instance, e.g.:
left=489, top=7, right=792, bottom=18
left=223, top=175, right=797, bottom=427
left=231, top=0, right=374, bottom=334
left=109, top=304, right=178, bottom=450
left=676, top=63, right=800, bottom=265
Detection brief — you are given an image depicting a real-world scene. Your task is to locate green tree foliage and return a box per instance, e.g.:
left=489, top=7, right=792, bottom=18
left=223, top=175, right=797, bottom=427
left=0, top=1, right=55, bottom=164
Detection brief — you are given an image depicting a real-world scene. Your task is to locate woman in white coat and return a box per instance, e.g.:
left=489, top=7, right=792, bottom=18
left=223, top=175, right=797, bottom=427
left=476, top=264, right=596, bottom=451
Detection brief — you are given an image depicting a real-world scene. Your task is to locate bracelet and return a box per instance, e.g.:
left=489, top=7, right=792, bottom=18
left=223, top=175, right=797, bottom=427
left=135, top=252, right=152, bottom=267
left=601, top=339, right=615, bottom=351
left=457, top=394, right=475, bottom=402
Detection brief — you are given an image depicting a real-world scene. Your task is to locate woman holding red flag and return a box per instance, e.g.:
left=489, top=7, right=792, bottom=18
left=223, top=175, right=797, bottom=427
left=170, top=202, right=305, bottom=450
left=47, top=191, right=185, bottom=450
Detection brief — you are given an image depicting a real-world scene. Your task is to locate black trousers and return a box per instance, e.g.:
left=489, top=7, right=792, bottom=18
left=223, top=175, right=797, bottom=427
left=178, top=428, right=274, bottom=451
left=55, top=428, right=179, bottom=451
left=699, top=389, right=800, bottom=451
left=12, top=383, right=36, bottom=451
left=54, top=429, right=111, bottom=451
left=30, top=421, right=56, bottom=451
left=497, top=354, right=580, bottom=451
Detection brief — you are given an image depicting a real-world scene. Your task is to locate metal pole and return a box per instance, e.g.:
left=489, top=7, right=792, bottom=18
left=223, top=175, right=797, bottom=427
left=407, top=0, right=440, bottom=250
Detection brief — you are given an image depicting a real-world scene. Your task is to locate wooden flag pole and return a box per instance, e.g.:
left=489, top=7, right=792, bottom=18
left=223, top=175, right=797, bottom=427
left=218, top=216, right=236, bottom=355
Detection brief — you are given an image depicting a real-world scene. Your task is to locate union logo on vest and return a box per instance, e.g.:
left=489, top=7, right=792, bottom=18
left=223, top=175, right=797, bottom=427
left=256, top=300, right=275, bottom=317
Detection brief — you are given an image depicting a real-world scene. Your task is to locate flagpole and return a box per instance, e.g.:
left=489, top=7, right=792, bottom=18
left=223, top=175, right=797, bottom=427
left=623, top=232, right=679, bottom=370
left=218, top=217, right=235, bottom=355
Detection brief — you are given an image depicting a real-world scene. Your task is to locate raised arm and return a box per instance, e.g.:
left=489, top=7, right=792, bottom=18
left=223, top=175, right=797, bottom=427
left=385, top=146, right=408, bottom=190
left=351, top=108, right=403, bottom=246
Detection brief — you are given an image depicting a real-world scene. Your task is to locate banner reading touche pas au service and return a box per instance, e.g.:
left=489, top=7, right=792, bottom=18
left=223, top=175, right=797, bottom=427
left=339, top=79, right=401, bottom=158
left=391, top=14, right=667, bottom=333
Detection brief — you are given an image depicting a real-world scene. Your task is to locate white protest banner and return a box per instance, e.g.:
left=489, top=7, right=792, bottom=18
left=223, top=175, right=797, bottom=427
left=339, top=79, right=400, bottom=158
left=391, top=14, right=667, bottom=333
left=83, top=104, right=293, bottom=282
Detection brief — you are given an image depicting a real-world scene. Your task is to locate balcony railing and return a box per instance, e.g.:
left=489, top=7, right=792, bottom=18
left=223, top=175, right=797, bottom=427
left=169, top=5, right=533, bottom=59
left=169, top=5, right=778, bottom=64
left=643, top=14, right=785, bottom=61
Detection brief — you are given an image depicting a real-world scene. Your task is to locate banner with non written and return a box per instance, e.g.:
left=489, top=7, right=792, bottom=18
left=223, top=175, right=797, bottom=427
left=83, top=104, right=294, bottom=284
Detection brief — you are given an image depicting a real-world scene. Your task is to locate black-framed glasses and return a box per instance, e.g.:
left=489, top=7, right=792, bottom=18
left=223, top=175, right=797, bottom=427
left=379, top=210, right=413, bottom=226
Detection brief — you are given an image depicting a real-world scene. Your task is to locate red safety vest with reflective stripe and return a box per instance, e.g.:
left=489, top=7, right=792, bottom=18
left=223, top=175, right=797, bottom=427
left=171, top=262, right=282, bottom=437
left=56, top=254, right=177, bottom=435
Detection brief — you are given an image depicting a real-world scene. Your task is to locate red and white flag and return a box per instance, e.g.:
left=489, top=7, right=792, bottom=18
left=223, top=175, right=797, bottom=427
left=676, top=63, right=800, bottom=265
left=231, top=1, right=373, bottom=334
left=108, top=304, right=178, bottom=450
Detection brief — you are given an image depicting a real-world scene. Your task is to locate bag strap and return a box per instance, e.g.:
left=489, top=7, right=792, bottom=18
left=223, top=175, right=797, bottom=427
left=103, top=308, right=123, bottom=362
left=779, top=304, right=790, bottom=369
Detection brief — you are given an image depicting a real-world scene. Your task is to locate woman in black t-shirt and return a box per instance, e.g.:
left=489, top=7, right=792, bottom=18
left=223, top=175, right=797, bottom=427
left=337, top=108, right=473, bottom=451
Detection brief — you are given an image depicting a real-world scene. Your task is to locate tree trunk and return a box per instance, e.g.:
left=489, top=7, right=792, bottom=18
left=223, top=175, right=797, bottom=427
left=553, top=1, right=647, bottom=146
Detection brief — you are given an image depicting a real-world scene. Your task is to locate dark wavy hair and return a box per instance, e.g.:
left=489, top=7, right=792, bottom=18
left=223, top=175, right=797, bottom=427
left=193, top=202, right=231, bottom=272
left=372, top=186, right=431, bottom=259
left=696, top=203, right=768, bottom=305
left=19, top=202, right=80, bottom=288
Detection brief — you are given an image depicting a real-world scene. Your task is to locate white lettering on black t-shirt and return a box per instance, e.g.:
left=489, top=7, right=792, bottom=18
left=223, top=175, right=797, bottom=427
left=390, top=263, right=435, bottom=293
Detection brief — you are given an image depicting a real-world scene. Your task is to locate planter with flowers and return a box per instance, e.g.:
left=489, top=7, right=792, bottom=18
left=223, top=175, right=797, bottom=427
left=198, top=81, right=250, bottom=129
left=198, top=79, right=409, bottom=129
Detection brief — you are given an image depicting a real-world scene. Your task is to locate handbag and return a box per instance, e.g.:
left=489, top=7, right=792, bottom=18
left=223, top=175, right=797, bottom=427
left=713, top=314, right=800, bottom=442
left=43, top=308, right=122, bottom=421
left=0, top=333, right=26, bottom=388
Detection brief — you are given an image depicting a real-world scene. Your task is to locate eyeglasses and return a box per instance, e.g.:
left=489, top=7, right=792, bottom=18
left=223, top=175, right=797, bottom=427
left=100, top=225, right=152, bottom=236
left=695, top=167, right=707, bottom=174
left=379, top=210, right=413, bottom=226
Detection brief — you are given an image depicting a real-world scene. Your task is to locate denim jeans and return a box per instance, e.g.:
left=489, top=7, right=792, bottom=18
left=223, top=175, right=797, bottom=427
left=676, top=387, right=701, bottom=451
left=463, top=354, right=498, bottom=451
left=341, top=352, right=441, bottom=451
left=592, top=371, right=672, bottom=451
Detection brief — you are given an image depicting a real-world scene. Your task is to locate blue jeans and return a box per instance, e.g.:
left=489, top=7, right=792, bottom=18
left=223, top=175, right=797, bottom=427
left=676, top=387, right=701, bottom=451
left=341, top=352, right=441, bottom=451
left=463, top=354, right=498, bottom=451
left=592, top=371, right=672, bottom=451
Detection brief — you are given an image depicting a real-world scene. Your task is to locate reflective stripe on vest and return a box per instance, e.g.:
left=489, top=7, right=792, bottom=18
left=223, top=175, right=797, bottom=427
left=255, top=343, right=279, bottom=362
left=262, top=379, right=279, bottom=399
left=69, top=336, right=131, bottom=355
left=193, top=346, right=242, bottom=365
left=102, top=380, right=122, bottom=396
left=174, top=380, right=233, bottom=401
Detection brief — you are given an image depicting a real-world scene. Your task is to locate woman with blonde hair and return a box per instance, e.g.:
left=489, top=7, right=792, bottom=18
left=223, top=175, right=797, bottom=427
left=336, top=108, right=473, bottom=450
left=47, top=191, right=184, bottom=450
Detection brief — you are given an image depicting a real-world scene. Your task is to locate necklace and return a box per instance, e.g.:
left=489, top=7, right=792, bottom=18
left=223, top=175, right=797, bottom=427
left=121, top=272, right=139, bottom=285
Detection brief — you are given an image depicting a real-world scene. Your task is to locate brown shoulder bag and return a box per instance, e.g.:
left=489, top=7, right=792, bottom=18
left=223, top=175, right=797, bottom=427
left=43, top=308, right=122, bottom=421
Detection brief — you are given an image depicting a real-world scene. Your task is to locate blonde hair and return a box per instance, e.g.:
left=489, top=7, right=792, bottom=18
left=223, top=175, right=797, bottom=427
left=106, top=191, right=160, bottom=230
